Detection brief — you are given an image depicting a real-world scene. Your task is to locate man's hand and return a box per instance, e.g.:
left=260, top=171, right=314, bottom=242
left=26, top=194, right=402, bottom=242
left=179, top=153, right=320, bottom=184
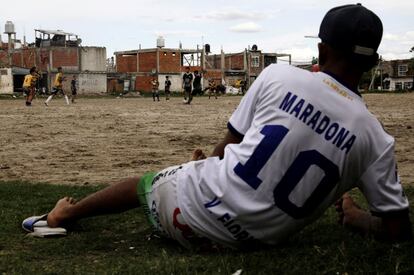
left=210, top=130, right=243, bottom=159
left=191, top=149, right=206, bottom=161
left=335, top=193, right=372, bottom=233
left=336, top=193, right=412, bottom=242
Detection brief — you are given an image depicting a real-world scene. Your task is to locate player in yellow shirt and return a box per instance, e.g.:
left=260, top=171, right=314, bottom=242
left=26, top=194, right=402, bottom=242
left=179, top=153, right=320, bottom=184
left=44, top=67, right=70, bottom=106
left=23, top=67, right=39, bottom=107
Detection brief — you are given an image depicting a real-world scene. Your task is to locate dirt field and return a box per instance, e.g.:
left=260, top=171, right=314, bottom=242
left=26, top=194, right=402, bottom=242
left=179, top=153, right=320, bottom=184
left=0, top=93, right=413, bottom=186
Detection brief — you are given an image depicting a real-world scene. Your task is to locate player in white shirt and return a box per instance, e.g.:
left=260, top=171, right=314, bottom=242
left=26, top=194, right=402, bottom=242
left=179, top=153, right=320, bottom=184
left=24, top=4, right=411, bottom=247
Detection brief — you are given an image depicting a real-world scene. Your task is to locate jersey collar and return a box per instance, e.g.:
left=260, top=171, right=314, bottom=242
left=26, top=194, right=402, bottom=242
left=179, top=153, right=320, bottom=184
left=321, top=70, right=361, bottom=97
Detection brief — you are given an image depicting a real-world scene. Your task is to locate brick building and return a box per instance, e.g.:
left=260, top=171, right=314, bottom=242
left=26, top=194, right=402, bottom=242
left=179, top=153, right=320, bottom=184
left=205, top=48, right=291, bottom=88
left=380, top=59, right=413, bottom=91
left=0, top=28, right=107, bottom=95
left=114, top=47, right=203, bottom=92
left=114, top=43, right=291, bottom=93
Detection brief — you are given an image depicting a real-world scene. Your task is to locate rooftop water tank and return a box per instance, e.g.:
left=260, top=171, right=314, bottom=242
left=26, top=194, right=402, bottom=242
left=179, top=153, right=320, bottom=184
left=205, top=44, right=211, bottom=53
left=4, top=21, right=15, bottom=34
left=157, top=36, right=165, bottom=48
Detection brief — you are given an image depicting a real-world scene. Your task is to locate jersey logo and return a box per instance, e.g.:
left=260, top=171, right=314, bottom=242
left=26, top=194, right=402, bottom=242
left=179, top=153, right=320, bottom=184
left=279, top=91, right=356, bottom=154
left=204, top=197, right=221, bottom=208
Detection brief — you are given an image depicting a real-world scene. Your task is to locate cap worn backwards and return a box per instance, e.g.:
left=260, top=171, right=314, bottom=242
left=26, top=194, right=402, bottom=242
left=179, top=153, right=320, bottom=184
left=318, top=3, right=383, bottom=56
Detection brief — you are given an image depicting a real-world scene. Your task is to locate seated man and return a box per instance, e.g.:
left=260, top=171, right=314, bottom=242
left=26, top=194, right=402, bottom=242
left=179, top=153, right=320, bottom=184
left=25, top=4, right=411, bottom=249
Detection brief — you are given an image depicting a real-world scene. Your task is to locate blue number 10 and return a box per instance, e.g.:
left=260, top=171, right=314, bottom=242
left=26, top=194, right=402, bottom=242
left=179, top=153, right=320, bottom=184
left=234, top=125, right=339, bottom=219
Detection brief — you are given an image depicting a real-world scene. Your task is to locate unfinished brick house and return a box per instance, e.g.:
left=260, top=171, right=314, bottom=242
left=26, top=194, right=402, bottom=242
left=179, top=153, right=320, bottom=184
left=114, top=40, right=290, bottom=93
left=114, top=45, right=203, bottom=93
left=0, top=24, right=107, bottom=95
left=205, top=45, right=291, bottom=88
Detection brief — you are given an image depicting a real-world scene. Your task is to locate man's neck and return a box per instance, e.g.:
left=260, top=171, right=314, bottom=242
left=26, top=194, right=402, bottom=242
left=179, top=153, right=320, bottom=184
left=320, top=63, right=362, bottom=95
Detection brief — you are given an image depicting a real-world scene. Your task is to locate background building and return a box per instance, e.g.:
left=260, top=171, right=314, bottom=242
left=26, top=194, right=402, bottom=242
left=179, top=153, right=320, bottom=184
left=114, top=38, right=290, bottom=93
left=0, top=22, right=107, bottom=95
left=380, top=59, right=414, bottom=91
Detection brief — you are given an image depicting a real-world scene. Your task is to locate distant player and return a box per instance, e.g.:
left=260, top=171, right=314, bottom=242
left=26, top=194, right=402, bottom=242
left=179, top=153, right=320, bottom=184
left=71, top=75, right=78, bottom=103
left=151, top=77, right=160, bottom=102
left=24, top=4, right=411, bottom=249
left=204, top=78, right=217, bottom=99
left=239, top=79, right=247, bottom=95
left=45, top=67, right=70, bottom=106
left=192, top=70, right=202, bottom=96
left=22, top=66, right=39, bottom=106
left=182, top=67, right=193, bottom=104
left=164, top=76, right=171, bottom=100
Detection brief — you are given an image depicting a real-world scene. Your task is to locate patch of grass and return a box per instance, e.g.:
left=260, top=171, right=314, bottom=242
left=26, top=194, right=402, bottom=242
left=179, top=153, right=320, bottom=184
left=1, top=181, right=413, bottom=274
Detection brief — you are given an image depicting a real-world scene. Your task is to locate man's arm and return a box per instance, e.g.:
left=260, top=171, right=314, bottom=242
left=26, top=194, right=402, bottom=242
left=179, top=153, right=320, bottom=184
left=337, top=194, right=412, bottom=242
left=210, top=130, right=243, bottom=159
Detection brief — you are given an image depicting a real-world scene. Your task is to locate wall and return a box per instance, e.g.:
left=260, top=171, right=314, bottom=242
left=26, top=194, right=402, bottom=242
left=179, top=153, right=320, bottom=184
left=50, top=72, right=106, bottom=93
left=0, top=68, right=13, bottom=94
left=78, top=73, right=107, bottom=93
left=158, top=74, right=182, bottom=92
left=0, top=51, right=8, bottom=66
left=138, top=52, right=157, bottom=73
left=52, top=47, right=79, bottom=71
left=37, top=49, right=50, bottom=71
left=134, top=73, right=184, bottom=93
left=225, top=76, right=243, bottom=86
left=81, top=47, right=106, bottom=72
left=159, top=50, right=181, bottom=73
left=135, top=74, right=153, bottom=91
left=226, top=54, right=244, bottom=70
left=116, top=54, right=137, bottom=73
left=107, top=78, right=124, bottom=93
left=249, top=53, right=262, bottom=76
left=389, top=77, right=413, bottom=91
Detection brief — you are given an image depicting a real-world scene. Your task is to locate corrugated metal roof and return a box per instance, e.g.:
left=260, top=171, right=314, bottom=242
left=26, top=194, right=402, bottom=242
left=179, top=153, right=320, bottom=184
left=35, top=29, right=78, bottom=36
left=12, top=66, right=30, bottom=75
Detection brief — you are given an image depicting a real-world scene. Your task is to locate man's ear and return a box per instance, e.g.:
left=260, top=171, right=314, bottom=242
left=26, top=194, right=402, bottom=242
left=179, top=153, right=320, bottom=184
left=317, top=43, right=327, bottom=68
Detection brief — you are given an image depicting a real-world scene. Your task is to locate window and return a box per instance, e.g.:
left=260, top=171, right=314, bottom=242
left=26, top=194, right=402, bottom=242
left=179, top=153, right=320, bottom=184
left=395, top=82, right=402, bottom=90
left=251, top=55, right=260, bottom=68
left=404, top=82, right=413, bottom=90
left=398, top=64, right=408, bottom=76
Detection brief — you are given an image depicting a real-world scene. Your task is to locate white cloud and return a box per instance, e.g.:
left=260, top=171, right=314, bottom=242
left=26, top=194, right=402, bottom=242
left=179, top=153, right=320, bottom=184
left=384, top=31, right=414, bottom=42
left=204, top=10, right=268, bottom=21
left=155, top=30, right=203, bottom=38
left=380, top=31, right=414, bottom=60
left=229, top=22, right=262, bottom=33
left=383, top=33, right=400, bottom=41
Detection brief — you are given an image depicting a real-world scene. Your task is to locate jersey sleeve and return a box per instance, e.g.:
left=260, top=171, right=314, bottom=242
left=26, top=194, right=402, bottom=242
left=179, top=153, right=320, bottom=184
left=228, top=67, right=269, bottom=137
left=357, top=141, right=409, bottom=215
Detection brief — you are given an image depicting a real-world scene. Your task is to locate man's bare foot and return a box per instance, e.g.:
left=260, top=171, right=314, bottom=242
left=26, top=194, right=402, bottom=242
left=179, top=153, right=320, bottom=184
left=336, top=193, right=371, bottom=233
left=47, top=197, right=77, bottom=228
left=192, top=149, right=206, bottom=161
left=341, top=194, right=361, bottom=226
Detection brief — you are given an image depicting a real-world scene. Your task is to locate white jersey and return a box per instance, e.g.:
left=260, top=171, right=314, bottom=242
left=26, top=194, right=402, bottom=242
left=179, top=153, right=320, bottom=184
left=177, top=64, right=409, bottom=248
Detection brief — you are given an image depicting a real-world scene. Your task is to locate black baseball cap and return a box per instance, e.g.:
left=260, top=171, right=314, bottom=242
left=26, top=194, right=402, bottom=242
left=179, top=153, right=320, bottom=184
left=318, top=4, right=383, bottom=56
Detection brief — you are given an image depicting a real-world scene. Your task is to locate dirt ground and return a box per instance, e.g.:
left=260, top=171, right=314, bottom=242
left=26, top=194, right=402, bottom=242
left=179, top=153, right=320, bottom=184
left=0, top=93, right=413, bottom=186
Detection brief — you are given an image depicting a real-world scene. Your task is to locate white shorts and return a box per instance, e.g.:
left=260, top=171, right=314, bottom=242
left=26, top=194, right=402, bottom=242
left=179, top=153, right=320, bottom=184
left=138, top=165, right=202, bottom=249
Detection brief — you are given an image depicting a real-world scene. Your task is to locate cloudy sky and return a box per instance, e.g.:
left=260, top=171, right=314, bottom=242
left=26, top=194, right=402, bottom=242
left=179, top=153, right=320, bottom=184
left=1, top=0, right=413, bottom=63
